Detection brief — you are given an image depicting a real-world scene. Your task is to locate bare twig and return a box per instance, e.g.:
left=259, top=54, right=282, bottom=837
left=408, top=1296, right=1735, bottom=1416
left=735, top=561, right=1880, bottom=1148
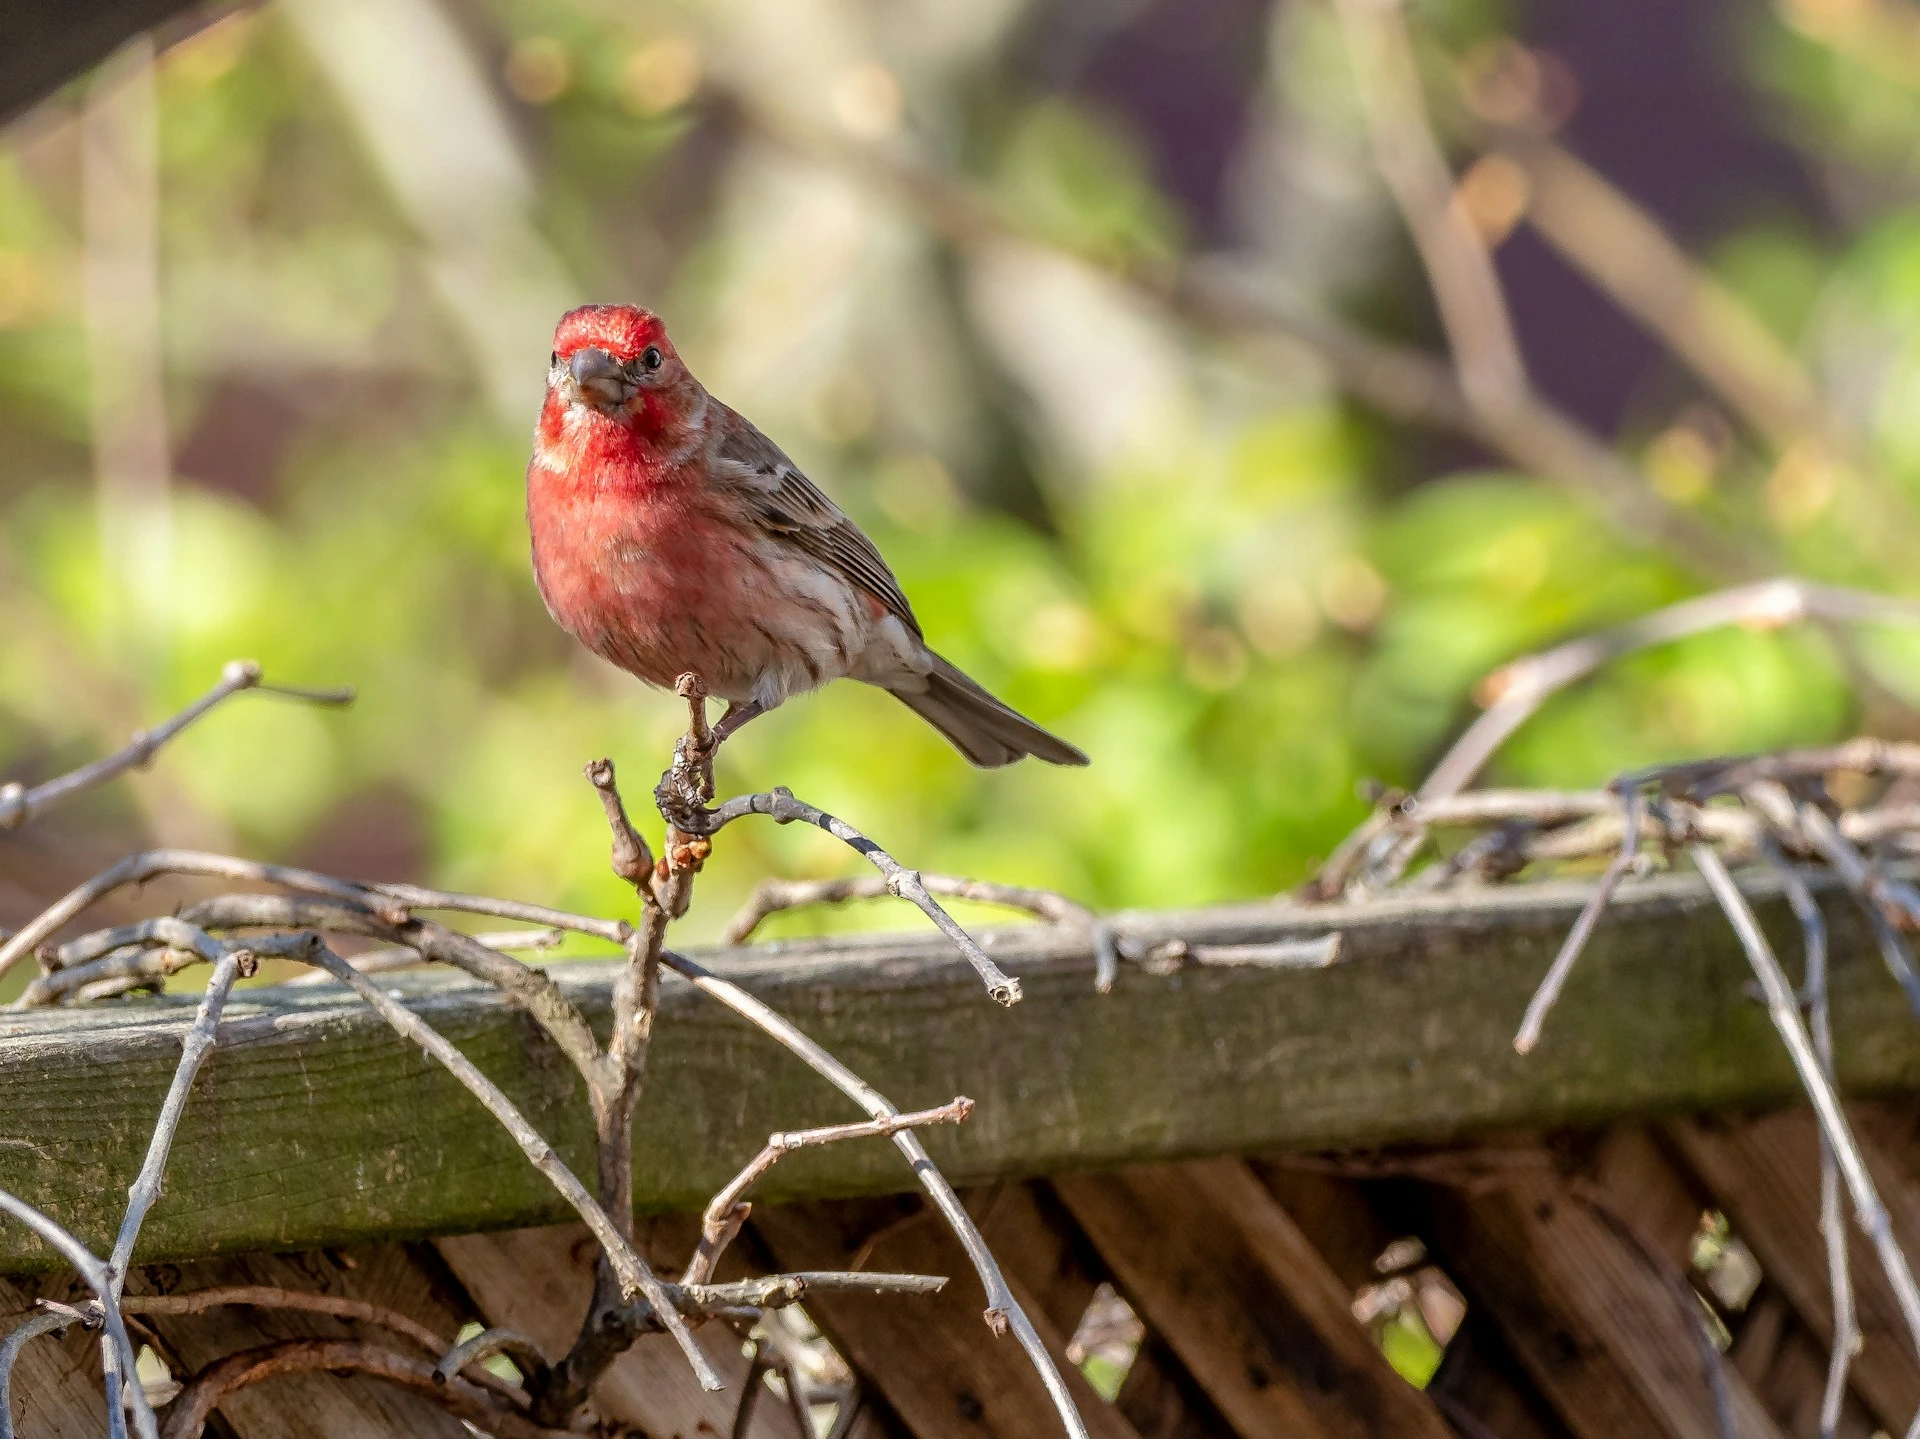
left=1419, top=581, right=1920, bottom=806
left=1497, top=135, right=1822, bottom=447
left=431, top=1327, right=548, bottom=1389
left=0, top=1190, right=156, bottom=1439
left=0, top=661, right=352, bottom=834
left=1125, top=933, right=1341, bottom=974
left=1747, top=828, right=1858, bottom=1439
left=724, top=873, right=1117, bottom=993
left=94, top=943, right=254, bottom=1416
left=0, top=1311, right=82, bottom=1439
left=279, top=929, right=562, bottom=988
left=0, top=849, right=403, bottom=987
left=685, top=1099, right=975, bottom=1285
left=1690, top=844, right=1920, bottom=1363
left=1336, top=0, right=1526, bottom=415
left=585, top=758, right=655, bottom=892
left=764, top=1342, right=819, bottom=1439
left=1513, top=788, right=1640, bottom=1053
left=653, top=1272, right=947, bottom=1315
left=530, top=757, right=682, bottom=1424
left=688, top=788, right=1021, bottom=1004
left=156, top=1340, right=565, bottom=1439
left=287, top=941, right=719, bottom=1392
left=663, top=948, right=1090, bottom=1439
left=366, top=883, right=628, bottom=945
left=1789, top=803, right=1920, bottom=1018
left=123, top=1287, right=445, bottom=1356
left=173, top=893, right=615, bottom=1099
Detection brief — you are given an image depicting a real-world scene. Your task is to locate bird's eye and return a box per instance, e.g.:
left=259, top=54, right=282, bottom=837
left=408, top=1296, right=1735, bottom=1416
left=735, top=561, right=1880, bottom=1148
left=640, top=346, right=664, bottom=372
left=549, top=351, right=558, bottom=367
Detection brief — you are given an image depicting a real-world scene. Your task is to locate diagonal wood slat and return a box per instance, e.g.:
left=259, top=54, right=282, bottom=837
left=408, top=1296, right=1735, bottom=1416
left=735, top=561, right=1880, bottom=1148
left=1411, top=1143, right=1786, bottom=1439
left=751, top=1194, right=1138, bottom=1439
left=965, top=1182, right=1237, bottom=1439
left=1252, top=1161, right=1574, bottom=1439
left=1666, top=1105, right=1920, bottom=1434
left=1053, top=1160, right=1454, bottom=1439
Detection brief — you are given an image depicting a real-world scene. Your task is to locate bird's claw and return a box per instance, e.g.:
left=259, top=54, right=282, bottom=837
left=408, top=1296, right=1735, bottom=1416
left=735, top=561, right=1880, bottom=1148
left=654, top=732, right=717, bottom=832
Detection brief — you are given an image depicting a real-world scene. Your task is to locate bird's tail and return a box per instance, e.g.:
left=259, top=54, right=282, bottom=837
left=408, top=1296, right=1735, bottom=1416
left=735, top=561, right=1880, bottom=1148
left=889, top=653, right=1089, bottom=768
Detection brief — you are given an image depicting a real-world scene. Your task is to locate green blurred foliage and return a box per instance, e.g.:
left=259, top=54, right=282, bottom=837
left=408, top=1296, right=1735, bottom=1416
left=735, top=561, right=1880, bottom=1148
left=4, top=0, right=1920, bottom=975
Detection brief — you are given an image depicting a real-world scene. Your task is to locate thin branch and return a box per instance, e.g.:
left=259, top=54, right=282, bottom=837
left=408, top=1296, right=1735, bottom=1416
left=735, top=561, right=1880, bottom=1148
left=175, top=893, right=615, bottom=1098
left=0, top=1311, right=81, bottom=1439
left=1513, top=788, right=1640, bottom=1053
left=10, top=944, right=256, bottom=1429
left=1789, top=803, right=1920, bottom=1018
left=585, top=757, right=655, bottom=892
left=289, top=941, right=720, bottom=1393
left=431, top=1327, right=548, bottom=1389
left=0, top=849, right=404, bottom=987
left=1495, top=135, right=1821, bottom=447
left=1335, top=0, right=1527, bottom=415
left=1749, top=831, right=1858, bottom=1439
left=123, top=1287, right=445, bottom=1356
left=619, top=1273, right=949, bottom=1329
left=531, top=758, right=679, bottom=1426
left=107, top=946, right=253, bottom=1289
left=279, top=930, right=562, bottom=988
left=686, top=788, right=1021, bottom=1005
left=662, top=948, right=1091, bottom=1439
left=157, top=1340, right=565, bottom=1439
left=1689, top=844, right=1920, bottom=1363
left=1421, top=580, right=1920, bottom=805
left=0, top=660, right=352, bottom=833
left=724, top=873, right=1118, bottom=993
left=366, top=883, right=628, bottom=945
left=764, top=1341, right=819, bottom=1439
left=0, top=1190, right=156, bottom=1439
left=685, top=1099, right=975, bottom=1285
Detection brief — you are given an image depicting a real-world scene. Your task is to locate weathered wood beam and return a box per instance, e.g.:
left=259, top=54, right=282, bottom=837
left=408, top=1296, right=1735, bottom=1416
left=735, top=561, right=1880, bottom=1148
left=3, top=872, right=1920, bottom=1272
left=0, top=0, right=234, bottom=128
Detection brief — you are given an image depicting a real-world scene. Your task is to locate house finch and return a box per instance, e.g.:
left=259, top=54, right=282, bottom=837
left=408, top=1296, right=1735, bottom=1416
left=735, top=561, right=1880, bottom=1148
left=526, top=304, right=1088, bottom=768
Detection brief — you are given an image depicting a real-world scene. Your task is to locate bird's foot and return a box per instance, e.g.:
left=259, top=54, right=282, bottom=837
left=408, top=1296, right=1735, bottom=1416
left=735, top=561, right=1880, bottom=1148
left=655, top=732, right=716, bottom=828
left=652, top=672, right=719, bottom=827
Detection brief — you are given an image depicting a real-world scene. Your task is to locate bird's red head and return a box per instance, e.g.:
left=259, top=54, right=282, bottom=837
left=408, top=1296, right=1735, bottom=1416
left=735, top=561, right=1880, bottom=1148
left=552, top=304, right=670, bottom=369
left=538, top=304, right=704, bottom=470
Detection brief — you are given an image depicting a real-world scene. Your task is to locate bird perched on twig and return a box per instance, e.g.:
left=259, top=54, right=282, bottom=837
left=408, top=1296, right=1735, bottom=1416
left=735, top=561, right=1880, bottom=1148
left=526, top=304, right=1088, bottom=769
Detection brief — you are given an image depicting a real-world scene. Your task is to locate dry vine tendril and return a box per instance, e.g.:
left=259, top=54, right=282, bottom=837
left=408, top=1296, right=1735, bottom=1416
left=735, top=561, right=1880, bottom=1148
left=0, top=663, right=1094, bottom=1439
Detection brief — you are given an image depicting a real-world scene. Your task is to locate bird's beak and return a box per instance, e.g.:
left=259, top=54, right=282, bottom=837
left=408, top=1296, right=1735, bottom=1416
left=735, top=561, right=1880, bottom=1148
left=566, top=347, right=635, bottom=408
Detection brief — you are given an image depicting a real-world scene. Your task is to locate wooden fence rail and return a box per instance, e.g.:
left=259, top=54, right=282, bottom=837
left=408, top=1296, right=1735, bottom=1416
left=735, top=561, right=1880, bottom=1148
left=4, top=870, right=1920, bottom=1273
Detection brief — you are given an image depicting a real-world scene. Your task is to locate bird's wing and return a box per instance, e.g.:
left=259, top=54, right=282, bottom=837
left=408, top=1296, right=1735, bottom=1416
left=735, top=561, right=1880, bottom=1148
left=708, top=407, right=923, bottom=638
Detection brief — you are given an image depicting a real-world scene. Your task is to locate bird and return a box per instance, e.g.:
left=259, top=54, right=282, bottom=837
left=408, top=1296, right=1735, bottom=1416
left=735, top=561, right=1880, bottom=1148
left=525, top=303, right=1089, bottom=770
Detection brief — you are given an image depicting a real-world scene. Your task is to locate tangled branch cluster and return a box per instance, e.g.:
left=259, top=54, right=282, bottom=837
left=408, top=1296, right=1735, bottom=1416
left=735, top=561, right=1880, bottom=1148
left=0, top=666, right=1095, bottom=1439
left=1309, top=578, right=1920, bottom=1439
